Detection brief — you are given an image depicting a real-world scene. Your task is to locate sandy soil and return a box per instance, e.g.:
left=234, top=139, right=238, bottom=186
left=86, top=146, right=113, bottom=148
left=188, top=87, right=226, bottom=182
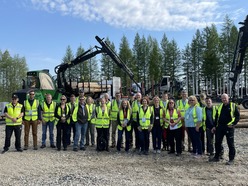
left=0, top=117, right=248, bottom=185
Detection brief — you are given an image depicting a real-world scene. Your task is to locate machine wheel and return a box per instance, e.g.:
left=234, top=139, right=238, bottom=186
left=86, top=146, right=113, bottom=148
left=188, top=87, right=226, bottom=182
left=242, top=100, right=248, bottom=109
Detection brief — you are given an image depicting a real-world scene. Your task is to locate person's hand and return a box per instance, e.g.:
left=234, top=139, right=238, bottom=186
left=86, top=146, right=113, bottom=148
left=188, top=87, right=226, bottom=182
left=148, top=125, right=152, bottom=132
left=138, top=126, right=142, bottom=132
left=12, top=118, right=17, bottom=123
left=211, top=127, right=216, bottom=134
left=228, top=125, right=234, bottom=128
left=195, top=126, right=200, bottom=132
left=37, top=120, right=41, bottom=124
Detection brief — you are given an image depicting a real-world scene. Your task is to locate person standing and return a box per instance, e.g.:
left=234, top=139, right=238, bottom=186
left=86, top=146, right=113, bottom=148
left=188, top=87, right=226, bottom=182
left=131, top=92, right=142, bottom=151
left=151, top=96, right=164, bottom=154
left=2, top=94, right=24, bottom=153
left=137, top=97, right=154, bottom=155
left=40, top=93, right=56, bottom=148
left=72, top=96, right=89, bottom=151
left=94, top=97, right=110, bottom=151
left=66, top=94, right=78, bottom=146
left=198, top=93, right=206, bottom=154
left=116, top=99, right=132, bottom=153
left=184, top=95, right=203, bottom=158
left=110, top=92, right=122, bottom=148
left=85, top=96, right=96, bottom=146
left=210, top=93, right=240, bottom=165
left=23, top=90, right=41, bottom=150
left=202, top=97, right=216, bottom=156
left=176, top=90, right=190, bottom=151
left=159, top=92, right=169, bottom=151
left=164, top=99, right=182, bottom=156
left=54, top=95, right=70, bottom=151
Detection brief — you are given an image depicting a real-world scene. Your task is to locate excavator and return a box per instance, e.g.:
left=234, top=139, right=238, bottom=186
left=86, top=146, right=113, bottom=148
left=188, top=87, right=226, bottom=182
left=14, top=36, right=142, bottom=104
left=229, top=15, right=248, bottom=108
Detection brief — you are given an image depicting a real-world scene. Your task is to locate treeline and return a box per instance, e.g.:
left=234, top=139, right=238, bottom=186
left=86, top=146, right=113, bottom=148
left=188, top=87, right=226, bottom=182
left=62, top=15, right=247, bottom=95
left=0, top=50, right=28, bottom=101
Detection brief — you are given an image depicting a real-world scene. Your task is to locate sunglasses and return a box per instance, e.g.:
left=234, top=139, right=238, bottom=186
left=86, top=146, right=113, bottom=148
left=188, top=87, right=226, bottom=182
left=189, top=100, right=195, bottom=101
left=30, top=94, right=35, bottom=95
left=61, top=99, right=66, bottom=101
left=169, top=102, right=174, bottom=104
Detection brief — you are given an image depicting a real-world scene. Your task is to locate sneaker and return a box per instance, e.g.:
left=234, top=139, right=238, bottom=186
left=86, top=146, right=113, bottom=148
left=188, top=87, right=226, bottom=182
left=194, top=154, right=202, bottom=159
left=139, top=150, right=144, bottom=155
left=40, top=144, right=46, bottom=149
left=144, top=151, right=149, bottom=155
left=16, top=148, right=23, bottom=152
left=23, top=146, right=28, bottom=150
left=226, top=160, right=234, bottom=165
left=157, top=150, right=161, bottom=154
left=110, top=144, right=115, bottom=148
left=63, top=148, right=67, bottom=151
left=153, top=150, right=157, bottom=154
left=80, top=147, right=86, bottom=151
left=50, top=144, right=56, bottom=148
left=73, top=148, right=78, bottom=152
left=33, top=147, right=38, bottom=150
left=176, top=153, right=181, bottom=156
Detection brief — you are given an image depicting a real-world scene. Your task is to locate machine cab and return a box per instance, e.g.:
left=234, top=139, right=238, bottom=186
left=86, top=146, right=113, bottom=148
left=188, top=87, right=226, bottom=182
left=160, top=76, right=170, bottom=93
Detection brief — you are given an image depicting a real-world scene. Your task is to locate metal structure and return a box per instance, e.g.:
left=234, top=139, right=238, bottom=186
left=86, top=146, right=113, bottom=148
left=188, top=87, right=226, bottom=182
left=229, top=15, right=248, bottom=108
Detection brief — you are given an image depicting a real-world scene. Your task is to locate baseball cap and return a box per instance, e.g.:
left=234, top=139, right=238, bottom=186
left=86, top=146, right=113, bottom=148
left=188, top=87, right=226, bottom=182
left=12, top=94, right=18, bottom=99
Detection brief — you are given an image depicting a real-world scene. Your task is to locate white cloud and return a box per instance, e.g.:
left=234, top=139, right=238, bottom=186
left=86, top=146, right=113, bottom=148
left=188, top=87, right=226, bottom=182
left=30, top=0, right=243, bottom=31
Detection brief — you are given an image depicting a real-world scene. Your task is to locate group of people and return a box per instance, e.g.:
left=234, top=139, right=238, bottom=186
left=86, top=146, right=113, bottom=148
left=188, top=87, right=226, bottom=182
left=2, top=89, right=240, bottom=165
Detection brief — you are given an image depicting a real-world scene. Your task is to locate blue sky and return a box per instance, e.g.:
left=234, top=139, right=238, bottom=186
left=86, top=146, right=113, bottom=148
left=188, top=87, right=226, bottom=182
left=1, top=0, right=247, bottom=76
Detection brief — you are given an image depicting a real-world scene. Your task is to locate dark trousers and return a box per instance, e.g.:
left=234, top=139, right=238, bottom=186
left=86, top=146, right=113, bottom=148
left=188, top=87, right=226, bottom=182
left=201, top=128, right=205, bottom=153
left=139, top=129, right=150, bottom=152
left=162, top=128, right=170, bottom=150
left=96, top=128, right=109, bottom=150
left=215, top=125, right=235, bottom=161
left=168, top=127, right=182, bottom=154
left=86, top=121, right=95, bottom=145
left=132, top=121, right=140, bottom=149
left=67, top=121, right=76, bottom=145
left=56, top=122, right=68, bottom=150
left=3, top=125, right=22, bottom=151
left=187, top=127, right=202, bottom=155
left=206, top=128, right=214, bottom=154
left=117, top=128, right=130, bottom=151
left=152, top=125, right=162, bottom=150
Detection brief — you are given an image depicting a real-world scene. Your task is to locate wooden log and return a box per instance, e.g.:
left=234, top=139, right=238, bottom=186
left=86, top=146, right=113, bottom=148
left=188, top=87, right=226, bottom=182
left=235, top=123, right=248, bottom=128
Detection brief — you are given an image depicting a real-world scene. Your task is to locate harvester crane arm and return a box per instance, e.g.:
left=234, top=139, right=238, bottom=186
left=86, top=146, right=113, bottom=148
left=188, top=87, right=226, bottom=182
left=230, top=15, right=248, bottom=102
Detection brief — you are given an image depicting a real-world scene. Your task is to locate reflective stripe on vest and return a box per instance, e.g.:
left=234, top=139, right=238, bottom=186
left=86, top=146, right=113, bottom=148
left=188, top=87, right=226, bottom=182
left=176, top=99, right=189, bottom=117
left=118, top=108, right=131, bottom=131
left=202, top=106, right=217, bottom=131
left=42, top=101, right=56, bottom=122
left=95, top=106, right=110, bottom=128
left=110, top=99, right=120, bottom=120
left=24, top=99, right=39, bottom=121
left=217, top=103, right=235, bottom=126
left=5, top=103, right=23, bottom=126
left=165, top=108, right=182, bottom=129
left=139, top=106, right=152, bottom=129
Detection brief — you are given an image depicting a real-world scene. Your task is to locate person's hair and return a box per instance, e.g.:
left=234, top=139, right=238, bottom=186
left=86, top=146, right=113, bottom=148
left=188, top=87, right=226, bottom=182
left=188, top=95, right=198, bottom=105
left=153, top=96, right=160, bottom=104
left=120, top=99, right=131, bottom=110
left=141, top=96, right=150, bottom=105
left=206, top=96, right=212, bottom=100
left=29, top=90, right=35, bottom=94
left=70, top=94, right=75, bottom=97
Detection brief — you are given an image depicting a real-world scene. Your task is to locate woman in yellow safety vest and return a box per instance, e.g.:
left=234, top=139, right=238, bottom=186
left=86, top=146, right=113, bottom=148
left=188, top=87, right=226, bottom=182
left=137, top=96, right=154, bottom=155
left=85, top=96, right=96, bottom=146
left=116, top=99, right=132, bottom=153
left=54, top=95, right=70, bottom=151
left=151, top=96, right=164, bottom=154
left=184, top=95, right=203, bottom=158
left=164, top=98, right=182, bottom=156
left=94, top=97, right=110, bottom=151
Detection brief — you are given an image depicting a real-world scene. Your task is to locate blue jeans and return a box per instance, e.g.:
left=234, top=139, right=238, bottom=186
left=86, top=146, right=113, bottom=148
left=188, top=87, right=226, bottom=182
left=42, top=121, right=55, bottom=146
left=74, top=122, right=88, bottom=149
left=151, top=125, right=162, bottom=150
left=187, top=127, right=202, bottom=155
left=117, top=128, right=130, bottom=151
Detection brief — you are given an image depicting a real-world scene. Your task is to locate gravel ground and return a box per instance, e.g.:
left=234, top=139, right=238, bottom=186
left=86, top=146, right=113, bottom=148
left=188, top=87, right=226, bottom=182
left=0, top=123, right=248, bottom=186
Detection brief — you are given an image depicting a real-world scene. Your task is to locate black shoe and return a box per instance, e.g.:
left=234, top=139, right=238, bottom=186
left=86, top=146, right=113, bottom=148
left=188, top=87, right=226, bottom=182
left=106, top=148, right=109, bottom=152
left=63, top=148, right=67, bottom=151
left=226, top=160, right=234, bottom=165
left=168, top=151, right=175, bottom=154
left=2, top=149, right=8, bottom=154
left=40, top=145, right=46, bottom=149
left=144, top=151, right=149, bottom=155
left=73, top=148, right=78, bottom=152
left=176, top=153, right=181, bottom=156
left=57, top=148, right=61, bottom=151
left=110, top=145, right=115, bottom=148
left=17, top=149, right=23, bottom=152
left=85, top=143, right=89, bottom=146
left=50, top=144, right=56, bottom=148
left=23, top=146, right=28, bottom=150
left=209, top=157, right=220, bottom=162
left=80, top=147, right=86, bottom=151
left=33, top=147, right=38, bottom=150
